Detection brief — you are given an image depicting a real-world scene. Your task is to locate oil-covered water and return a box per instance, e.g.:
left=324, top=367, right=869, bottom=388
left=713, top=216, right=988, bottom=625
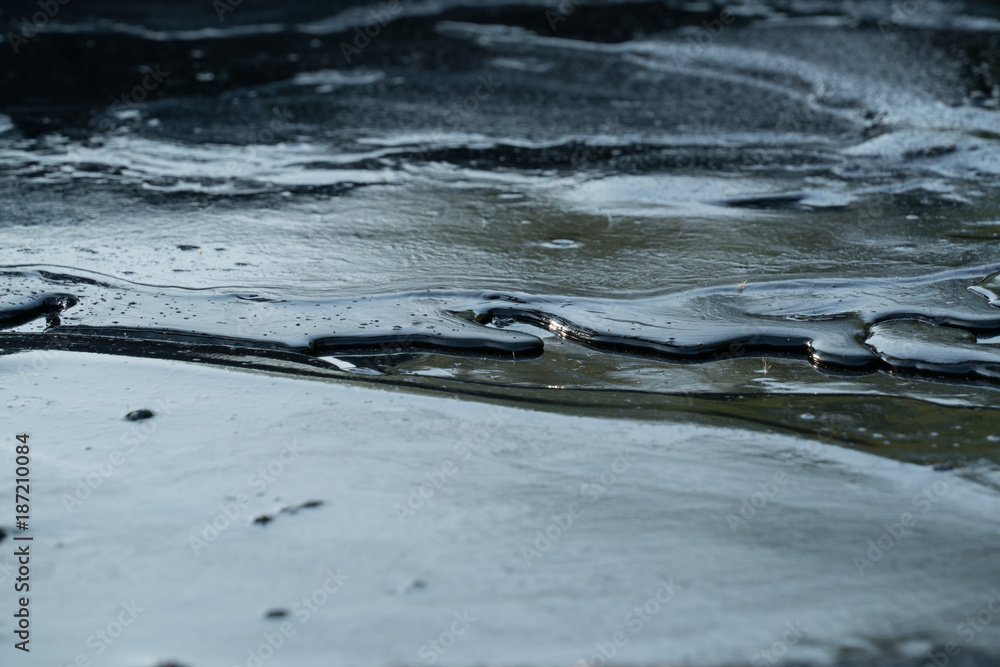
left=2, top=1, right=1000, bottom=665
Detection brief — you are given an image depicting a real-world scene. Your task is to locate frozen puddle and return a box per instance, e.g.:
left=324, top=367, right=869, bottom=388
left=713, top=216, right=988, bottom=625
left=4, top=351, right=1000, bottom=666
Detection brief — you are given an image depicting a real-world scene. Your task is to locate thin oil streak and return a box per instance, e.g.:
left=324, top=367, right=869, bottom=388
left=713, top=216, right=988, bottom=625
left=3, top=331, right=995, bottom=461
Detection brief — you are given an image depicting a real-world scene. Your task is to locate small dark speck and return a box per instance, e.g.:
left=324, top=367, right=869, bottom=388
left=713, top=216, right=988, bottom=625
left=933, top=463, right=954, bottom=471
left=253, top=514, right=273, bottom=525
left=0, top=528, right=7, bottom=543
left=300, top=500, right=323, bottom=509
left=265, top=609, right=288, bottom=619
left=177, top=244, right=200, bottom=251
left=154, top=661, right=189, bottom=667
left=125, top=409, right=155, bottom=421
